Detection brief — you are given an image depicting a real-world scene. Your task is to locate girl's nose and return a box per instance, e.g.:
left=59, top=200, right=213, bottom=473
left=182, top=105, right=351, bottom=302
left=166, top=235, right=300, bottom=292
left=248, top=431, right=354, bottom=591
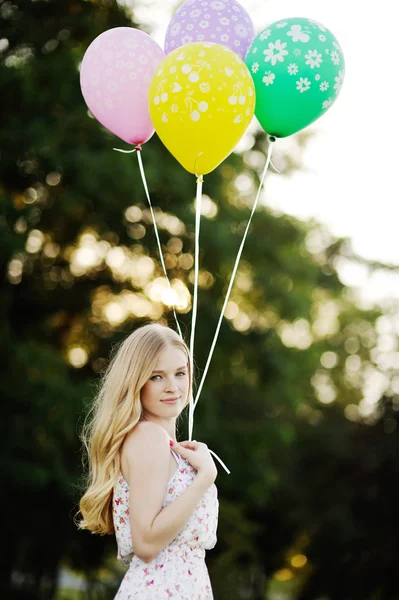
left=165, top=376, right=178, bottom=392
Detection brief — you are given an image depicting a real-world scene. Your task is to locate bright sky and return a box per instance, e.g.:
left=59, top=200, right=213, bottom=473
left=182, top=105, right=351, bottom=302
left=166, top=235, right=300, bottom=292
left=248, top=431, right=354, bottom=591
left=131, top=0, right=399, bottom=306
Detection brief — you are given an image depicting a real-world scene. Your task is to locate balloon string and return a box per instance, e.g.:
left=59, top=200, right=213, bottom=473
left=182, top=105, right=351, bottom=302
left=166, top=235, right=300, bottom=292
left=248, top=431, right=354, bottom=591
left=209, top=448, right=231, bottom=475
left=187, top=173, right=203, bottom=453
left=189, top=174, right=203, bottom=367
left=113, top=148, right=137, bottom=154
left=136, top=149, right=183, bottom=339
left=194, top=136, right=276, bottom=410
left=113, top=145, right=183, bottom=339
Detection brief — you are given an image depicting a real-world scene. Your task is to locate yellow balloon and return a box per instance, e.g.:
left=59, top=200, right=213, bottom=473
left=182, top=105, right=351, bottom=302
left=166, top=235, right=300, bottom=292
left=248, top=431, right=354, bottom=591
left=149, top=42, right=255, bottom=176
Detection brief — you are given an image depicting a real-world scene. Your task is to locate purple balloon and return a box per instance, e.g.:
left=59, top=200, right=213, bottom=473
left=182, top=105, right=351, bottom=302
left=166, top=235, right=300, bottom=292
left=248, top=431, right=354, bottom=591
left=165, top=0, right=255, bottom=61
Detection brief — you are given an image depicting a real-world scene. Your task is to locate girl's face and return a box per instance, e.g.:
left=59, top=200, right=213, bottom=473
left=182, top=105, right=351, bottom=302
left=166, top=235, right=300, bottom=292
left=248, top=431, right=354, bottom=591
left=140, top=345, right=190, bottom=420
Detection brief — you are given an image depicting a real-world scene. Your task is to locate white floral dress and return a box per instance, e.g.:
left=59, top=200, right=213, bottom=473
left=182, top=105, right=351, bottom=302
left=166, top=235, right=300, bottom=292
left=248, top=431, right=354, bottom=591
left=112, top=448, right=219, bottom=599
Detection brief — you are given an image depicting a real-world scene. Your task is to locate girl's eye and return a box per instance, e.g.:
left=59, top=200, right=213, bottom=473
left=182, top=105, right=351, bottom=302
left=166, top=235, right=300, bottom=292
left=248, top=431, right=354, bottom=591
left=150, top=371, right=186, bottom=381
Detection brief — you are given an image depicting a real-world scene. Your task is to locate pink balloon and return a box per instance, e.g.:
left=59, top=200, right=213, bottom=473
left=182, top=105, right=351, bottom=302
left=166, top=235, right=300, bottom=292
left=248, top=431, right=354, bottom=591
left=80, top=27, right=165, bottom=145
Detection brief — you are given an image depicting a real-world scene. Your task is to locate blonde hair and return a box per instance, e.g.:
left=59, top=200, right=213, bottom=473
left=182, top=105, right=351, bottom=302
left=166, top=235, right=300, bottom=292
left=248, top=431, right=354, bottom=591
left=77, top=322, right=192, bottom=535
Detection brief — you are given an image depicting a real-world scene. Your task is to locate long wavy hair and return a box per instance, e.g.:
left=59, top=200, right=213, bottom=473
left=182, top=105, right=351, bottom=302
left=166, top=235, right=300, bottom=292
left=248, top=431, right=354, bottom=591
left=77, top=322, right=192, bottom=535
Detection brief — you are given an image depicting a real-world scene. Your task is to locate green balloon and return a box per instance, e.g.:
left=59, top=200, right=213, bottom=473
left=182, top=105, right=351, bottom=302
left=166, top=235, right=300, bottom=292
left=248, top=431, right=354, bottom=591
left=246, top=17, right=345, bottom=138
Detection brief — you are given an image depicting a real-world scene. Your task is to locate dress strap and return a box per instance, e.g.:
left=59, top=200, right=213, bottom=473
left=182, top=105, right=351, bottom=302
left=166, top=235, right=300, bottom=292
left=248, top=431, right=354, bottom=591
left=170, top=448, right=180, bottom=462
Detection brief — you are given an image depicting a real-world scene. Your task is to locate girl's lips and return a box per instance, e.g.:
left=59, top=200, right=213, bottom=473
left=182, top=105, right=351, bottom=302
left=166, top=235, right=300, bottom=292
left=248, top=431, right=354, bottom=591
left=161, top=397, right=180, bottom=403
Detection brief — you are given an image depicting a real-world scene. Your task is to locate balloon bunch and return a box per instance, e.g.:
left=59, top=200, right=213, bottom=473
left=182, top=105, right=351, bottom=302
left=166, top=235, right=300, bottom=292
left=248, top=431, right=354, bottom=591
left=79, top=2, right=345, bottom=472
left=80, top=6, right=344, bottom=169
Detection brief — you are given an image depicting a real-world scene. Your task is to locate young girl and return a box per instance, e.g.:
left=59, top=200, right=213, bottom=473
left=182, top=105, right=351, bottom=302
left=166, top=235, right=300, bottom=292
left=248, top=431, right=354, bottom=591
left=78, top=322, right=219, bottom=599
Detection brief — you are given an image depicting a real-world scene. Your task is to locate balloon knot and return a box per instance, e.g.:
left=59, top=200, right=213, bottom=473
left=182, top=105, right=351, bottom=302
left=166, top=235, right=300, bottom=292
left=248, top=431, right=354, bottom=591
left=269, top=135, right=276, bottom=143
left=135, top=144, right=142, bottom=152
left=196, top=175, right=204, bottom=184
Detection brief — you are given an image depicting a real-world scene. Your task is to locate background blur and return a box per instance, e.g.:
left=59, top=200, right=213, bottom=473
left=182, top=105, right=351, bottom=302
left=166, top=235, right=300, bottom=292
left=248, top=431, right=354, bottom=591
left=1, top=1, right=399, bottom=599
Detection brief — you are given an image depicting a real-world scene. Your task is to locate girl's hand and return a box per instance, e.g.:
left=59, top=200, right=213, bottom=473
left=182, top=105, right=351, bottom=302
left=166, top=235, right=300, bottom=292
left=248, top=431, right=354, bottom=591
left=171, top=440, right=217, bottom=484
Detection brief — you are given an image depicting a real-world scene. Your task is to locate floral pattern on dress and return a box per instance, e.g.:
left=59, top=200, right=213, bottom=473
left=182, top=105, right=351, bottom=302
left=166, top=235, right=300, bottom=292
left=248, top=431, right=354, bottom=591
left=112, top=449, right=219, bottom=599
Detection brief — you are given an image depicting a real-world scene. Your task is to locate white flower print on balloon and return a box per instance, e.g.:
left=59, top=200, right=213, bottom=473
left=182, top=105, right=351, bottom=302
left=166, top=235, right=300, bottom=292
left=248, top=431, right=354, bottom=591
left=305, top=49, right=323, bottom=68
left=318, top=34, right=327, bottom=42
left=251, top=62, right=259, bottom=73
left=322, top=98, right=333, bottom=110
left=262, top=71, right=275, bottom=86
left=287, top=63, right=298, bottom=75
left=199, top=20, right=209, bottom=29
left=287, top=24, right=310, bottom=43
left=235, top=24, right=248, bottom=38
left=314, top=74, right=321, bottom=81
left=187, top=23, right=194, bottom=31
left=190, top=9, right=202, bottom=17
left=234, top=40, right=240, bottom=47
left=334, top=70, right=344, bottom=94
left=296, top=77, right=311, bottom=93
left=320, top=81, right=329, bottom=92
left=263, top=40, right=288, bottom=66
left=231, top=15, right=238, bottom=21
left=259, top=29, right=271, bottom=41
left=200, top=82, right=210, bottom=92
left=171, top=104, right=179, bottom=113
left=182, top=35, right=193, bottom=44
left=210, top=0, right=226, bottom=9
left=197, top=34, right=205, bottom=41
left=330, top=50, right=340, bottom=65
left=221, top=34, right=230, bottom=42
left=123, top=38, right=138, bottom=49
left=220, top=17, right=229, bottom=25
left=276, top=21, right=288, bottom=28
left=293, top=48, right=301, bottom=57
left=171, top=22, right=182, bottom=36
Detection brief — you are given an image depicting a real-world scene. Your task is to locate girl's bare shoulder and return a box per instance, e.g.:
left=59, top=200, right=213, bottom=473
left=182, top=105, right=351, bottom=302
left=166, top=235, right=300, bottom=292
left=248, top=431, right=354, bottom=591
left=123, top=421, right=169, bottom=456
